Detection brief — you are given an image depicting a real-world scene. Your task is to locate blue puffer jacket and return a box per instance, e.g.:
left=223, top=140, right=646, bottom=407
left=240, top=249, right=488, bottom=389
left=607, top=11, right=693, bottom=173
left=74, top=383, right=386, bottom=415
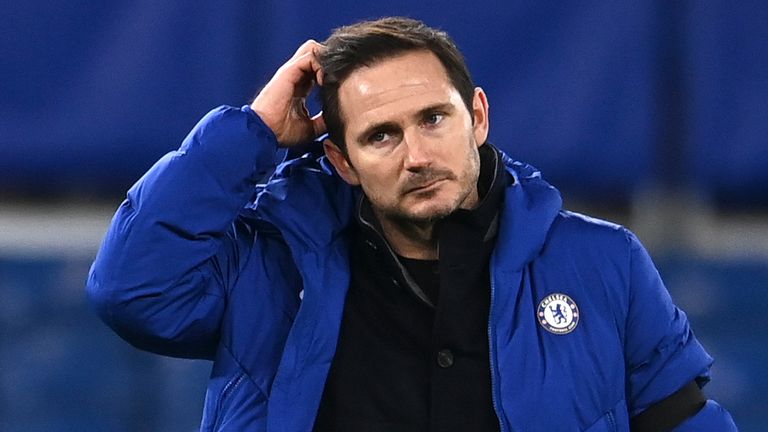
left=86, top=106, right=737, bottom=431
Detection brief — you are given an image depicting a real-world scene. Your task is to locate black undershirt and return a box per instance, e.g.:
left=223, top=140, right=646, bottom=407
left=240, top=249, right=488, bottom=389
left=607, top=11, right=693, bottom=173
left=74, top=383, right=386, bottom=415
left=314, top=145, right=507, bottom=432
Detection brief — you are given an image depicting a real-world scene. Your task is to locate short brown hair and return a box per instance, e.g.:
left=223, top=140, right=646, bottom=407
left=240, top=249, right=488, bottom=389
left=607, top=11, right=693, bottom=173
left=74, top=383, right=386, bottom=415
left=319, top=17, right=475, bottom=152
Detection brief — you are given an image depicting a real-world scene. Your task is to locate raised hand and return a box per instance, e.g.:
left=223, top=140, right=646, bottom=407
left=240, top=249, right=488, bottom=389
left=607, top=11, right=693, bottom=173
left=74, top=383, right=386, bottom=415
left=250, top=40, right=326, bottom=146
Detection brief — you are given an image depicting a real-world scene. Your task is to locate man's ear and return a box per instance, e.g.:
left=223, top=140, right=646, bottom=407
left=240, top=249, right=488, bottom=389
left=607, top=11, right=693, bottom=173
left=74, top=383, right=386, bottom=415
left=323, top=139, right=361, bottom=185
left=472, top=87, right=490, bottom=146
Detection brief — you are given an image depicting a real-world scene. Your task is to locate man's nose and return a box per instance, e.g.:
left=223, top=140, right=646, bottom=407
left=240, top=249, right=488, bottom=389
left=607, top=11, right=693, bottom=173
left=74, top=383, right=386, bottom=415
left=402, top=131, right=432, bottom=171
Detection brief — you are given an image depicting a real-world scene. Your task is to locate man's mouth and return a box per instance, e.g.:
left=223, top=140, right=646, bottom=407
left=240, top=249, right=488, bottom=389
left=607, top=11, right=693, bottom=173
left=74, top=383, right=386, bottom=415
left=404, top=178, right=447, bottom=194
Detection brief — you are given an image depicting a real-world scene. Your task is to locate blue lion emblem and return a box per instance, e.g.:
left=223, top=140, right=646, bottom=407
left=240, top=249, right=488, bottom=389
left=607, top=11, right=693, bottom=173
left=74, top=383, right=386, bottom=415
left=550, top=304, right=568, bottom=324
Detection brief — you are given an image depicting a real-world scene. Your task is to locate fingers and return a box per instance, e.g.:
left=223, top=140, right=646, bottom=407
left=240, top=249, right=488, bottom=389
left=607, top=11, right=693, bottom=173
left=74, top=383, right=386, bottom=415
left=291, top=51, right=323, bottom=80
left=286, top=40, right=325, bottom=81
left=279, top=41, right=325, bottom=101
left=290, top=39, right=324, bottom=60
left=250, top=41, right=327, bottom=146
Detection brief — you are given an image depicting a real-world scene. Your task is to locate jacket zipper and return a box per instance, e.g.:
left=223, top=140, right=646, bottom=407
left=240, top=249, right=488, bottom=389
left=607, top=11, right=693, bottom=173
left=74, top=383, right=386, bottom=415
left=606, top=410, right=617, bottom=432
left=488, top=258, right=507, bottom=432
left=212, top=372, right=246, bottom=430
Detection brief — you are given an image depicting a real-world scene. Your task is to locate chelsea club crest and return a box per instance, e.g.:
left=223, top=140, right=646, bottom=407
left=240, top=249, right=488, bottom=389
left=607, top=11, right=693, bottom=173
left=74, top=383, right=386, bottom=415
left=537, top=293, right=579, bottom=335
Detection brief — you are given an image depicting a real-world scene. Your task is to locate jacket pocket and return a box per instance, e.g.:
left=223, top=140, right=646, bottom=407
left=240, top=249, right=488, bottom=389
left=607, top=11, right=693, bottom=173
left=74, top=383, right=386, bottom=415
left=584, top=399, right=629, bottom=432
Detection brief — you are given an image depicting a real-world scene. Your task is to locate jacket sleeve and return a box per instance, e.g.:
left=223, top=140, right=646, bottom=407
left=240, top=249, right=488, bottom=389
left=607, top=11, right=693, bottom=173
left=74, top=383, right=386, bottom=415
left=86, top=105, right=279, bottom=359
left=623, top=230, right=737, bottom=428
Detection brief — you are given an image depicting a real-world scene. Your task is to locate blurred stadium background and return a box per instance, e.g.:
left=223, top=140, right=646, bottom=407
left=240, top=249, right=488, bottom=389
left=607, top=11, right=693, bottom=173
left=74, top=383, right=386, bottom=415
left=1, top=1, right=766, bottom=430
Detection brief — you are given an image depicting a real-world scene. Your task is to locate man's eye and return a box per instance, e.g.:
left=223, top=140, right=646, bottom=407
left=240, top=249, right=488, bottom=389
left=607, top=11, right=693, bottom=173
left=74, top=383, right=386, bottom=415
left=370, top=131, right=389, bottom=143
left=425, top=113, right=444, bottom=125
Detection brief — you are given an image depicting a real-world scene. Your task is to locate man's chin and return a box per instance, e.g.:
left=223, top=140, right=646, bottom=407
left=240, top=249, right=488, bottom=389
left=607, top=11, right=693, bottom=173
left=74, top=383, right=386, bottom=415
left=394, top=203, right=457, bottom=224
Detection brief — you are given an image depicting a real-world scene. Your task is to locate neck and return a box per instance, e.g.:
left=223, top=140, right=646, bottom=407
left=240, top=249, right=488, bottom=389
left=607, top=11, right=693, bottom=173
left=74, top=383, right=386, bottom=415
left=374, top=210, right=440, bottom=260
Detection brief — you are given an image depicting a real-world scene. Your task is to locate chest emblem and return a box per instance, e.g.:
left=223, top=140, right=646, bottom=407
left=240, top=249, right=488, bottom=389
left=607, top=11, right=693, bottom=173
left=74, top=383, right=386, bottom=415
left=537, top=293, right=579, bottom=334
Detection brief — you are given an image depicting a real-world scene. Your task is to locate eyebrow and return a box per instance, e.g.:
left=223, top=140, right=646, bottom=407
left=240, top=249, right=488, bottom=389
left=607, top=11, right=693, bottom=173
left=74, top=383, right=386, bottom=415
left=354, top=102, right=456, bottom=144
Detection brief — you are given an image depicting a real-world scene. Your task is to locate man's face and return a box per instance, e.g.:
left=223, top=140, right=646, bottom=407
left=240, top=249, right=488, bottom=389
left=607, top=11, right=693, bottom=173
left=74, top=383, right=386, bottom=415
left=326, top=50, right=489, bottom=224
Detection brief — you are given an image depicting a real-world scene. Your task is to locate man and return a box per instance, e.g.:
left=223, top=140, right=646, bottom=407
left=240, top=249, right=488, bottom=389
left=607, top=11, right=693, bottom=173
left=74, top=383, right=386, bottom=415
left=87, top=17, right=737, bottom=431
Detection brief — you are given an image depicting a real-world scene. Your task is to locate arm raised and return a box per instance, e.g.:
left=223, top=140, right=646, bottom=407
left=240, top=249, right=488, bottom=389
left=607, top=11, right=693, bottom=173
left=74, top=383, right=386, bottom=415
left=86, top=105, right=278, bottom=359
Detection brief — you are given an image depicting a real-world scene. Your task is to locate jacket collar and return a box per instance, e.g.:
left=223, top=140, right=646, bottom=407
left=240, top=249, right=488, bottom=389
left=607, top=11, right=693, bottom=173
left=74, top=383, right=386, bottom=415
left=252, top=143, right=561, bottom=273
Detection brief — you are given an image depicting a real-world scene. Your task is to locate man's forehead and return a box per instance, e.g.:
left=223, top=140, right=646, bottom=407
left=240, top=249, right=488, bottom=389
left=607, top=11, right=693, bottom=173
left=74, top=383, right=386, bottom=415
left=341, top=50, right=449, bottom=90
left=351, top=77, right=431, bottom=98
left=336, top=51, right=456, bottom=124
